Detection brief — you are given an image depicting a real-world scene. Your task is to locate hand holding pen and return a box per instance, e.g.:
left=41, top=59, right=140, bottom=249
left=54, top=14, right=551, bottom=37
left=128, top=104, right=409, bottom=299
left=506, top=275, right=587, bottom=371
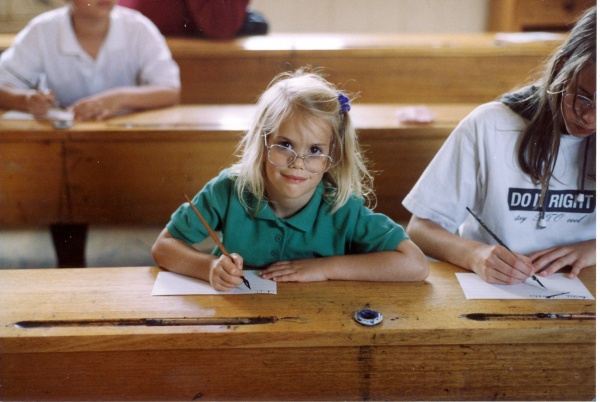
left=3, top=66, right=55, bottom=116
left=466, top=207, right=546, bottom=289
left=185, top=195, right=251, bottom=291
left=24, top=89, right=55, bottom=117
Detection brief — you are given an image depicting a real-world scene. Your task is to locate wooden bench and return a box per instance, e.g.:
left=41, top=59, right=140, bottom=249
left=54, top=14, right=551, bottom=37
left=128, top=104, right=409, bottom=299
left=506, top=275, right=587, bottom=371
left=0, top=33, right=564, bottom=104
left=0, top=103, right=475, bottom=227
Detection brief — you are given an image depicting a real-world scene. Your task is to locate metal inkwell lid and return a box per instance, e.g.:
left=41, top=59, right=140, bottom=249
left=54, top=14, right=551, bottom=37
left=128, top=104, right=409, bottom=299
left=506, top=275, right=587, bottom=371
left=354, top=309, right=383, bottom=326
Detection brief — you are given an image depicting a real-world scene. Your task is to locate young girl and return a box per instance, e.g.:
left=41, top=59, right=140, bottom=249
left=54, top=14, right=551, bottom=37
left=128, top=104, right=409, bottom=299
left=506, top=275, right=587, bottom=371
left=403, top=6, right=595, bottom=285
left=0, top=0, right=180, bottom=121
left=152, top=69, right=429, bottom=291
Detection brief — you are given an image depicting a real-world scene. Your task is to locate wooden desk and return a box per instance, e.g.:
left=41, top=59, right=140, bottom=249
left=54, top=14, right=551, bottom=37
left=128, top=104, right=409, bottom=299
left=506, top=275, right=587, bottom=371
left=0, top=33, right=564, bottom=104
left=168, top=33, right=564, bottom=104
left=0, top=262, right=594, bottom=400
left=0, top=103, right=476, bottom=226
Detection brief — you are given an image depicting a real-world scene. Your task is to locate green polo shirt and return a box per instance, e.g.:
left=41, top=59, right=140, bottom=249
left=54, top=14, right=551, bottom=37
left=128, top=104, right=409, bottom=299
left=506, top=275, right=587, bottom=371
left=167, top=169, right=408, bottom=267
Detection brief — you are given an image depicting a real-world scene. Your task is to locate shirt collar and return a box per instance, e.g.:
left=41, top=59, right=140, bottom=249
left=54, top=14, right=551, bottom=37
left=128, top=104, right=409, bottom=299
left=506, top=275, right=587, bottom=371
left=255, top=182, right=326, bottom=232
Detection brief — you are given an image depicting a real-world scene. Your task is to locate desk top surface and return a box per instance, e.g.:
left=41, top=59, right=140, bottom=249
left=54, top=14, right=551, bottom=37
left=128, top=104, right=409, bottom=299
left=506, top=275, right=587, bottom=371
left=0, top=262, right=594, bottom=353
left=0, top=103, right=477, bottom=141
left=167, top=33, right=565, bottom=56
left=0, top=33, right=564, bottom=56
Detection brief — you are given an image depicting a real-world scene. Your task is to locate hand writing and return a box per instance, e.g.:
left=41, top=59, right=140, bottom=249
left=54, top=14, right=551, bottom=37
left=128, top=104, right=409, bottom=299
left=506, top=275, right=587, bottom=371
left=209, top=253, right=245, bottom=291
left=469, top=244, right=535, bottom=284
left=25, top=90, right=54, bottom=116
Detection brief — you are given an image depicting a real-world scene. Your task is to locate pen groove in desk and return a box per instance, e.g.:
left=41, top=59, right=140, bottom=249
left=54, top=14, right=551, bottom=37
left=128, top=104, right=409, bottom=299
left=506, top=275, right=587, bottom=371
left=14, top=316, right=278, bottom=328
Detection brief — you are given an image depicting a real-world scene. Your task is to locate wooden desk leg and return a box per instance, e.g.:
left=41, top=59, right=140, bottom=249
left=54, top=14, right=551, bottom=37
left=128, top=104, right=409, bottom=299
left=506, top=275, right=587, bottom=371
left=50, top=224, right=88, bottom=268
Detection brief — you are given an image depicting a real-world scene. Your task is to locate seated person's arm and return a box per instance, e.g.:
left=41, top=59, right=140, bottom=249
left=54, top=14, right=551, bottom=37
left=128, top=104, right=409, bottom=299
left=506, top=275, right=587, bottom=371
left=0, top=83, right=54, bottom=116
left=152, top=228, right=245, bottom=291
left=260, top=239, right=430, bottom=283
left=70, top=84, right=180, bottom=121
left=406, top=215, right=535, bottom=284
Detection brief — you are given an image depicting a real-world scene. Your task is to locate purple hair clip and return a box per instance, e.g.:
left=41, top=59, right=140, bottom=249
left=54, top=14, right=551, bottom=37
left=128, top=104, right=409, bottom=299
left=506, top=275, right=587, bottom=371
left=338, top=93, right=351, bottom=114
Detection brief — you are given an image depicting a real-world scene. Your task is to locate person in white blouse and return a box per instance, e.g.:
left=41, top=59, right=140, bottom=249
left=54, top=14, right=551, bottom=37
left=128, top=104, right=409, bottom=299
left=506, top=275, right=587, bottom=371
left=403, top=6, right=596, bottom=285
left=0, top=0, right=180, bottom=121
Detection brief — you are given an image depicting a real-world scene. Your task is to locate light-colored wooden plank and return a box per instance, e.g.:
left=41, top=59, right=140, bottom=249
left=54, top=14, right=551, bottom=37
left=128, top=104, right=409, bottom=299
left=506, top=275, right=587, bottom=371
left=66, top=140, right=239, bottom=224
left=0, top=262, right=595, bottom=400
left=0, top=104, right=476, bottom=225
left=0, top=142, right=65, bottom=225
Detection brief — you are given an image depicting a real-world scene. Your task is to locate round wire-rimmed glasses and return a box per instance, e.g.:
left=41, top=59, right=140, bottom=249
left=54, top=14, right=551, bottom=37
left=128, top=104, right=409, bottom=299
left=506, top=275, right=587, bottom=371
left=264, top=135, right=333, bottom=174
left=562, top=93, right=596, bottom=123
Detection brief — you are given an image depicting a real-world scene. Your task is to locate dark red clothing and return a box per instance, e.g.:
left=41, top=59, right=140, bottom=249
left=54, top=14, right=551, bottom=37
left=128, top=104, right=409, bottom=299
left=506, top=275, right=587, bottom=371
left=118, top=0, right=250, bottom=39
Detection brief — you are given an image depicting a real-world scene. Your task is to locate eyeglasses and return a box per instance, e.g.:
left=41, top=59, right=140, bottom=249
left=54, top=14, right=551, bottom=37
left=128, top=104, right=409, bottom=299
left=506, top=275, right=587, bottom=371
left=563, top=93, right=596, bottom=115
left=264, top=135, right=333, bottom=174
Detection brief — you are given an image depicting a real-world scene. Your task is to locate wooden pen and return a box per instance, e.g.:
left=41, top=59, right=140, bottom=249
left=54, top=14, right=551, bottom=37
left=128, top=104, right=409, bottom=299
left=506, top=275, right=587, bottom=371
left=185, top=194, right=251, bottom=290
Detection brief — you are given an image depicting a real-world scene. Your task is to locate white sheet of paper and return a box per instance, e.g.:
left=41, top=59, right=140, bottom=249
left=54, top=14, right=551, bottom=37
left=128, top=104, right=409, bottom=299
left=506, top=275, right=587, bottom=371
left=494, top=32, right=565, bottom=43
left=3, top=108, right=74, bottom=121
left=456, top=273, right=594, bottom=300
left=152, top=270, right=277, bottom=296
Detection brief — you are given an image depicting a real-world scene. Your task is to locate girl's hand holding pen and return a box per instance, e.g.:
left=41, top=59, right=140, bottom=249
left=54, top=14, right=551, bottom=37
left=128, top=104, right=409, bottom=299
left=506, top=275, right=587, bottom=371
left=470, top=243, right=536, bottom=285
left=209, top=253, right=246, bottom=291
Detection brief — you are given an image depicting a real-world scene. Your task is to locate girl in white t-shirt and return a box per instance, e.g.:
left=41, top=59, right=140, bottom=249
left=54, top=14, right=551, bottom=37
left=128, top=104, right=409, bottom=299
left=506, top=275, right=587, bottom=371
left=403, top=6, right=596, bottom=284
left=0, top=0, right=180, bottom=121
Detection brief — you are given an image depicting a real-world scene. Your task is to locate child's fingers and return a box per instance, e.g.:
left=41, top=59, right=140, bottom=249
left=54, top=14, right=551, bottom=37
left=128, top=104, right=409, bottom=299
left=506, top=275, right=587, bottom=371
left=210, top=255, right=244, bottom=290
left=229, top=253, right=244, bottom=270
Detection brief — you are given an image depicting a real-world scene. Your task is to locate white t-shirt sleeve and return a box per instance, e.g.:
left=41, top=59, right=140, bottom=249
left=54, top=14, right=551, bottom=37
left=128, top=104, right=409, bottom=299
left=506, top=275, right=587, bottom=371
left=402, top=105, right=486, bottom=233
left=0, top=17, right=48, bottom=88
left=127, top=12, right=180, bottom=88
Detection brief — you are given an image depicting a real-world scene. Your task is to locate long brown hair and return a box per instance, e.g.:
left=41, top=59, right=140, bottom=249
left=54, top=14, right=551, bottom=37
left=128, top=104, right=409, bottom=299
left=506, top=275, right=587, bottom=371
left=514, top=6, right=596, bottom=206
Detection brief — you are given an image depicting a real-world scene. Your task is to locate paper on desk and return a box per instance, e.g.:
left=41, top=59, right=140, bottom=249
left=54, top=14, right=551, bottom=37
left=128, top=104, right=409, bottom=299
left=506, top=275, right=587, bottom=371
left=152, top=270, right=277, bottom=295
left=494, top=32, right=565, bottom=44
left=456, top=273, right=594, bottom=300
left=2, top=108, right=74, bottom=121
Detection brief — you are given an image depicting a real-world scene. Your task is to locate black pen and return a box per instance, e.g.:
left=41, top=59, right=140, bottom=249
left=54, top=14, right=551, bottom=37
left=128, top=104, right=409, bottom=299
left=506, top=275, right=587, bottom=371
left=185, top=195, right=251, bottom=290
left=466, top=207, right=546, bottom=289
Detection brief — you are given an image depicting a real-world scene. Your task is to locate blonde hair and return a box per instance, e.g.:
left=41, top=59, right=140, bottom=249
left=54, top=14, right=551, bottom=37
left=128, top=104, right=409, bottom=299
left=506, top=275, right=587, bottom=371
left=230, top=68, right=374, bottom=214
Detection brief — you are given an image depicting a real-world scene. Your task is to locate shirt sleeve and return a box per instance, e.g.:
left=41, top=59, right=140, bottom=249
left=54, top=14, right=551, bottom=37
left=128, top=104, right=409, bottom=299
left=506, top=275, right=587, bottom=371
left=402, top=106, right=484, bottom=233
left=129, top=13, right=180, bottom=88
left=347, top=196, right=409, bottom=253
left=166, top=170, right=232, bottom=244
left=0, top=20, right=45, bottom=88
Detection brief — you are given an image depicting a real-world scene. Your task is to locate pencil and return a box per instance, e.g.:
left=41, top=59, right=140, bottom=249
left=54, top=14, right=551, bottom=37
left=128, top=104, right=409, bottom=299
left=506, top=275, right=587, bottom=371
left=185, top=194, right=251, bottom=290
left=466, top=207, right=546, bottom=289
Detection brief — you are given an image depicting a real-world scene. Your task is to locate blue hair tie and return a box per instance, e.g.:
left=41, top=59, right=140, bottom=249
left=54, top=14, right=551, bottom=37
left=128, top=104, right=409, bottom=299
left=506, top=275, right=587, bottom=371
left=338, top=93, right=351, bottom=114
